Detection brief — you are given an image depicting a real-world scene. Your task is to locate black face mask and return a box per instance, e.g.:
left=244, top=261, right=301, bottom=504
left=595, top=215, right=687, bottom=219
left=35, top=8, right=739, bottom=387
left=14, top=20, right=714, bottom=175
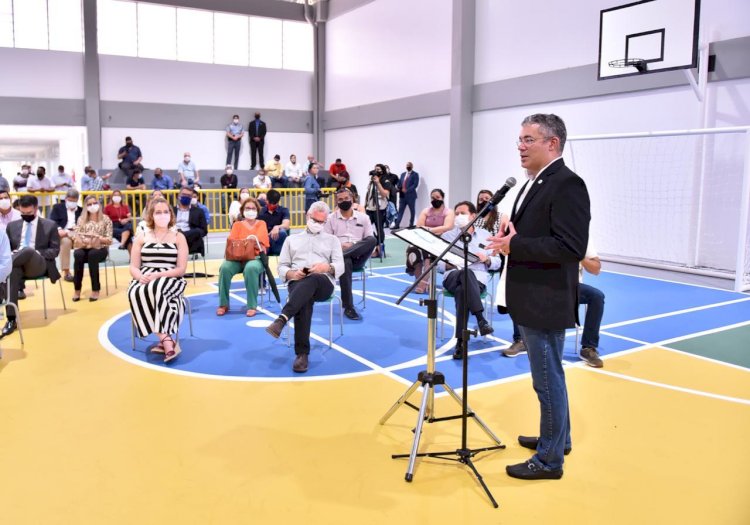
left=431, top=199, right=443, bottom=209
left=37, top=173, right=44, bottom=179
left=21, top=214, right=35, bottom=223
left=338, top=201, right=352, bottom=211
left=126, top=142, right=133, bottom=147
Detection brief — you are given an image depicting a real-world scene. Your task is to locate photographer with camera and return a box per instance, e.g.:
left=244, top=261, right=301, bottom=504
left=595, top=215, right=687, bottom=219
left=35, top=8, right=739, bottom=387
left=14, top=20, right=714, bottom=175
left=302, top=164, right=323, bottom=212
left=365, top=164, right=394, bottom=257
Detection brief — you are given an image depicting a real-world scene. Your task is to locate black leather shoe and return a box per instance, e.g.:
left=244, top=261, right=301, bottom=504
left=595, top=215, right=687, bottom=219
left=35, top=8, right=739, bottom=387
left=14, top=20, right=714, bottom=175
left=265, top=316, right=287, bottom=339
left=0, top=319, right=17, bottom=339
left=17, top=290, right=26, bottom=300
left=452, top=341, right=464, bottom=360
left=506, top=460, right=563, bottom=480
left=292, top=353, right=309, bottom=373
left=518, top=435, right=571, bottom=455
left=344, top=307, right=361, bottom=320
left=478, top=319, right=494, bottom=336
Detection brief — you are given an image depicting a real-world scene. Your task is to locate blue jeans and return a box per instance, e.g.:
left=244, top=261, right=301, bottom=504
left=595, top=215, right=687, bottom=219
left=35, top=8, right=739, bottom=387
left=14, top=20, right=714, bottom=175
left=518, top=325, right=571, bottom=471
left=268, top=228, right=288, bottom=256
left=579, top=283, right=605, bottom=349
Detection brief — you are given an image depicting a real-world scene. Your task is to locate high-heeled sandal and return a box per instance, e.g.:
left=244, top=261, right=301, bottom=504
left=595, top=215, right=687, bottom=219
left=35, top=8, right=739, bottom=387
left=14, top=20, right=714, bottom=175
left=161, top=335, right=181, bottom=363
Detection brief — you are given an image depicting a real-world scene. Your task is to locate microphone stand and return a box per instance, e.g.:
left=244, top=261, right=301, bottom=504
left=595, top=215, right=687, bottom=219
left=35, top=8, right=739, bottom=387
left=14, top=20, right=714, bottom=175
left=385, top=198, right=508, bottom=508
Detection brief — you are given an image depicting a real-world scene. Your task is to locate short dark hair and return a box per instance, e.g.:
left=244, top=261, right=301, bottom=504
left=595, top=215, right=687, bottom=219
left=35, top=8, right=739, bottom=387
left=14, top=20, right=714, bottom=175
left=266, top=189, right=281, bottom=204
left=335, top=158, right=342, bottom=163
left=19, top=195, right=38, bottom=208
left=133, top=166, right=143, bottom=174
left=37, top=166, right=46, bottom=174
left=58, top=165, right=64, bottom=171
left=232, top=114, right=239, bottom=119
left=125, top=136, right=132, bottom=141
left=430, top=188, right=445, bottom=198
left=335, top=187, right=353, bottom=198
left=274, top=154, right=280, bottom=160
left=454, top=201, right=476, bottom=214
left=521, top=113, right=567, bottom=152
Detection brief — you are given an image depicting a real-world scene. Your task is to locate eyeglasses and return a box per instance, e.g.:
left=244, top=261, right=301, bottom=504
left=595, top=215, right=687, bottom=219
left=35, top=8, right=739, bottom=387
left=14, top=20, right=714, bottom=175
left=516, top=136, right=551, bottom=147
left=309, top=217, right=326, bottom=225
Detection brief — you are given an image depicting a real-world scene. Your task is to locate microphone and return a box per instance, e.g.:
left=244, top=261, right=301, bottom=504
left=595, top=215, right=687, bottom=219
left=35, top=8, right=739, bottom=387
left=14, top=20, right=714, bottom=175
left=478, top=177, right=517, bottom=217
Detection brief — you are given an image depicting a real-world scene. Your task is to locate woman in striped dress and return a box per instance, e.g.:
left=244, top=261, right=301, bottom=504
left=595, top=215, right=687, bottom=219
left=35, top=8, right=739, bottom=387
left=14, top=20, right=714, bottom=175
left=128, top=197, right=188, bottom=363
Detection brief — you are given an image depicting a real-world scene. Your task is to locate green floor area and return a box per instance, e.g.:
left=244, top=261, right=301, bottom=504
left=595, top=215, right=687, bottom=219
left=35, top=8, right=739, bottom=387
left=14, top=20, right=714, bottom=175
left=666, top=324, right=750, bottom=369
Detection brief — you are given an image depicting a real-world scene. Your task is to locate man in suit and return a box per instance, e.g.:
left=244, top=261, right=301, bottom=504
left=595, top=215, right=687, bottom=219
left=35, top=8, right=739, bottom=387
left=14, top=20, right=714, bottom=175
left=489, top=114, right=590, bottom=480
left=248, top=111, right=267, bottom=170
left=173, top=186, right=208, bottom=255
left=3, top=195, right=62, bottom=338
left=48, top=188, right=83, bottom=282
left=395, top=161, right=419, bottom=228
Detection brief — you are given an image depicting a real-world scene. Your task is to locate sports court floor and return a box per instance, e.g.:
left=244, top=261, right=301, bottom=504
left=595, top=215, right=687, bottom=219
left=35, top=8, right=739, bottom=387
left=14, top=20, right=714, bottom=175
left=1, top=238, right=748, bottom=524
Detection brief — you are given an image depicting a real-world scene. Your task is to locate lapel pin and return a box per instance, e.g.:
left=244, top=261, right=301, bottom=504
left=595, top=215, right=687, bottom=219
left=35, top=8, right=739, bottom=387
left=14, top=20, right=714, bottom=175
left=537, top=179, right=543, bottom=185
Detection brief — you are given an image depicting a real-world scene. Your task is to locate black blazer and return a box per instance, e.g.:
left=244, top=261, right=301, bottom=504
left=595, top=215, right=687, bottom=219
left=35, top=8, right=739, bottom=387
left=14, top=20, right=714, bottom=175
left=7, top=217, right=62, bottom=283
left=506, top=159, right=590, bottom=330
left=173, top=205, right=208, bottom=254
left=48, top=202, right=82, bottom=230
left=248, top=119, right=267, bottom=141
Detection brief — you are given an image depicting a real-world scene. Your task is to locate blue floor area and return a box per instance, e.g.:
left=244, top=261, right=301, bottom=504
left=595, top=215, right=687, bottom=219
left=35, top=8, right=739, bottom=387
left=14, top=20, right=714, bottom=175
left=103, top=267, right=750, bottom=384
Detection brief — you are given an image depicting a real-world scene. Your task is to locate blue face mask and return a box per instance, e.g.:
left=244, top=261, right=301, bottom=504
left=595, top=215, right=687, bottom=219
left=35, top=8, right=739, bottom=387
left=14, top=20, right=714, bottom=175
left=179, top=195, right=192, bottom=206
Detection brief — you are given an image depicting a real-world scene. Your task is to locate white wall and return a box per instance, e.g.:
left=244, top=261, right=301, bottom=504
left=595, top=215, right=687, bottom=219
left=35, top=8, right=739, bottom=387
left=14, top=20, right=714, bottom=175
left=99, top=55, right=313, bottom=110
left=101, top=127, right=312, bottom=171
left=325, top=116, right=450, bottom=215
left=0, top=48, right=84, bottom=99
left=325, top=0, right=452, bottom=111
left=474, top=0, right=750, bottom=85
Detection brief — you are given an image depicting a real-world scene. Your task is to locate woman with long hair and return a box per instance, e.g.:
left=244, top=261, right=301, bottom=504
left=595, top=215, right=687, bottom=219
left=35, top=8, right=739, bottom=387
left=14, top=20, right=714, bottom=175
left=104, top=188, right=133, bottom=251
left=409, top=188, right=455, bottom=294
left=72, top=195, right=113, bottom=302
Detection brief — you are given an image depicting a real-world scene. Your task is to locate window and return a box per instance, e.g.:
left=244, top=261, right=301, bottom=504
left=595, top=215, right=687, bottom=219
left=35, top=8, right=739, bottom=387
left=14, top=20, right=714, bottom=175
left=137, top=3, right=176, bottom=60
left=49, top=0, right=83, bottom=52
left=176, top=7, right=213, bottom=63
left=97, top=0, right=136, bottom=56
left=214, top=12, right=248, bottom=67
left=249, top=16, right=282, bottom=69
left=13, top=0, right=49, bottom=50
left=282, top=20, right=313, bottom=71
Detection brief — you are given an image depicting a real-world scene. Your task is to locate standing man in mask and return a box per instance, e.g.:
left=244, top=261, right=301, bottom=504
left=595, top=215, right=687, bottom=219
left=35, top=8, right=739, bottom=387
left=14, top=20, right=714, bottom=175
left=225, top=114, right=244, bottom=170
left=26, top=166, right=55, bottom=207
left=173, top=186, right=207, bottom=254
left=117, top=136, right=143, bottom=178
left=248, top=111, right=267, bottom=170
left=396, top=162, right=420, bottom=229
left=13, top=164, right=31, bottom=191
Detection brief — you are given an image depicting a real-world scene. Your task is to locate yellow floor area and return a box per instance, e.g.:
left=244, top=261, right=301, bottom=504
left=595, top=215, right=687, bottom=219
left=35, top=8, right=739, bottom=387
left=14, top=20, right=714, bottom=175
left=1, top=265, right=748, bottom=524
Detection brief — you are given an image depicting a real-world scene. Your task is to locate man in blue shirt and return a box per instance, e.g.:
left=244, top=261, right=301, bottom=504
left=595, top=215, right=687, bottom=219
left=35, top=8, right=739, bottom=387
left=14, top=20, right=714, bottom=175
left=225, top=114, right=244, bottom=170
left=151, top=167, right=173, bottom=191
left=248, top=112, right=267, bottom=170
left=257, top=189, right=290, bottom=256
left=117, top=136, right=143, bottom=178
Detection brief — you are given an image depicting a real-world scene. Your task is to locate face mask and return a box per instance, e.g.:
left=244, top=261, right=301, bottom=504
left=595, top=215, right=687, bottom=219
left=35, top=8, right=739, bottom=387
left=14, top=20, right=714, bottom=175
left=179, top=196, right=192, bottom=206
left=184, top=156, right=191, bottom=162
left=190, top=198, right=198, bottom=206
left=126, top=142, right=133, bottom=147
left=112, top=196, right=122, bottom=204
left=338, top=201, right=352, bottom=211
left=454, top=214, right=470, bottom=229
left=258, top=174, right=266, bottom=179
left=244, top=209, right=258, bottom=220
left=21, top=214, right=35, bottom=223
left=87, top=204, right=100, bottom=214
left=153, top=213, right=170, bottom=228
left=21, top=169, right=29, bottom=176
left=267, top=203, right=278, bottom=212
left=154, top=173, right=162, bottom=178
left=226, top=169, right=233, bottom=175
left=65, top=200, right=78, bottom=210
left=37, top=172, right=44, bottom=179
left=233, top=119, right=239, bottom=124
left=407, top=166, right=412, bottom=172
left=240, top=192, right=250, bottom=201
left=431, top=199, right=443, bottom=209
left=258, top=199, right=267, bottom=207
left=307, top=219, right=324, bottom=234
left=0, top=199, right=10, bottom=211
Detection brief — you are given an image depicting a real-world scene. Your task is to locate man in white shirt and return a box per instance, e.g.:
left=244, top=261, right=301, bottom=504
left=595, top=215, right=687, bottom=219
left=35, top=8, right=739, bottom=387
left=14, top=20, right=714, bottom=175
left=252, top=169, right=273, bottom=190
left=178, top=152, right=200, bottom=187
left=284, top=154, right=305, bottom=188
left=52, top=165, right=74, bottom=194
left=48, top=189, right=83, bottom=282
left=26, top=166, right=55, bottom=206
left=0, top=190, right=21, bottom=231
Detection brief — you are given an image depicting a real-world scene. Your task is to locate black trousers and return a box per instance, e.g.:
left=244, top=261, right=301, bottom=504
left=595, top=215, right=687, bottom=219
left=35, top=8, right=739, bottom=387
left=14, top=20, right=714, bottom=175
left=6, top=248, right=46, bottom=318
left=73, top=247, right=108, bottom=292
left=250, top=139, right=265, bottom=169
left=442, top=269, right=486, bottom=340
left=340, top=236, right=377, bottom=308
left=282, top=274, right=334, bottom=355
left=366, top=209, right=386, bottom=244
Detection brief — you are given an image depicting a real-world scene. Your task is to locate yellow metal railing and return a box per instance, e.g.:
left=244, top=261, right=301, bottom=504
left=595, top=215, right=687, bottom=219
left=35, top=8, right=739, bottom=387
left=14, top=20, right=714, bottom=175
left=13, top=188, right=336, bottom=232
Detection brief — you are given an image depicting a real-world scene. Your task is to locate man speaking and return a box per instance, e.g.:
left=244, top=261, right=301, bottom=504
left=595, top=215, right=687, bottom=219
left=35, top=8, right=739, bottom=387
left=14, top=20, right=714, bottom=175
left=489, top=114, right=590, bottom=480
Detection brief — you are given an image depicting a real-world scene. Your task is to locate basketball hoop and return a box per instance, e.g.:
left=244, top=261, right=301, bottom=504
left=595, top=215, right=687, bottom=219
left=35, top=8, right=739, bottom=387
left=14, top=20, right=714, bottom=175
left=608, top=58, right=648, bottom=73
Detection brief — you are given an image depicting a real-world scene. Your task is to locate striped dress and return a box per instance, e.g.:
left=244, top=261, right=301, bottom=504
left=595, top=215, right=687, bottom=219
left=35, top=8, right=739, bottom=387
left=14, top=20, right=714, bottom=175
left=128, top=243, right=186, bottom=338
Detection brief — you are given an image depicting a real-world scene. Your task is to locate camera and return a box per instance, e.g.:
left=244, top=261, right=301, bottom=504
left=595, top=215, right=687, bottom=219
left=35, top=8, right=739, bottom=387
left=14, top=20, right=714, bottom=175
left=315, top=190, right=326, bottom=200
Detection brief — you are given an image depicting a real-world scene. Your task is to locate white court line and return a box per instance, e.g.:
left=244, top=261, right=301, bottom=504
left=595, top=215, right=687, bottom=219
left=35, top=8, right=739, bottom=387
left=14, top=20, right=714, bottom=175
left=602, top=267, right=749, bottom=294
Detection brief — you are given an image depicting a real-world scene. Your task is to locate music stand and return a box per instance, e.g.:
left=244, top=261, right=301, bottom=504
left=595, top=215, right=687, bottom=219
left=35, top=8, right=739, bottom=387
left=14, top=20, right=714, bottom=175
left=380, top=226, right=505, bottom=507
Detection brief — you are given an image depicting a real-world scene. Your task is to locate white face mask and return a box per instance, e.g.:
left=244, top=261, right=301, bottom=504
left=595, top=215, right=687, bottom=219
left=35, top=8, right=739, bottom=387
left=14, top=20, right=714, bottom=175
left=0, top=198, right=10, bottom=211
left=191, top=197, right=198, bottom=206
left=87, top=204, right=100, bottom=214
left=65, top=200, right=78, bottom=210
left=226, top=169, right=233, bottom=175
left=240, top=192, right=250, bottom=201
left=307, top=219, right=324, bottom=234
left=153, top=213, right=170, bottom=228
left=184, top=156, right=191, bottom=162
left=244, top=209, right=258, bottom=220
left=454, top=213, right=470, bottom=229
left=233, top=119, right=239, bottom=124
left=112, top=196, right=122, bottom=204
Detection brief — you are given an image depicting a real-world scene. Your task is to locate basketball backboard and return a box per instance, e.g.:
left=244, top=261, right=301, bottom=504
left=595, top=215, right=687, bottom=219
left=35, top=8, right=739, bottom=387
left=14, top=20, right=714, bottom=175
left=598, top=0, right=701, bottom=80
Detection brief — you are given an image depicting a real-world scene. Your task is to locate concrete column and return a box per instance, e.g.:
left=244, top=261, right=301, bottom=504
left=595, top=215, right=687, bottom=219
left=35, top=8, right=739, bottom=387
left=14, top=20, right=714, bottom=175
left=313, top=22, right=326, bottom=163
left=82, top=0, right=102, bottom=169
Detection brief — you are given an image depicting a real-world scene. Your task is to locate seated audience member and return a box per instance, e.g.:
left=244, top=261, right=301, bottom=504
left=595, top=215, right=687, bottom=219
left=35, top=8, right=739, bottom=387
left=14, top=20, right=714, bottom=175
left=0, top=170, right=8, bottom=194
left=81, top=168, right=110, bottom=192
left=258, top=189, right=290, bottom=256
left=284, top=154, right=305, bottom=187
left=407, top=188, right=455, bottom=294
left=228, top=187, right=252, bottom=224
left=441, top=201, right=502, bottom=360
left=128, top=198, right=188, bottom=363
left=104, top=189, right=133, bottom=251
left=0, top=229, right=12, bottom=287
left=257, top=192, right=268, bottom=208
left=265, top=154, right=286, bottom=188
left=48, top=189, right=82, bottom=282
left=221, top=165, right=238, bottom=213
left=173, top=186, right=207, bottom=255
left=126, top=166, right=146, bottom=191
left=474, top=189, right=507, bottom=236
left=191, top=187, right=211, bottom=225
left=324, top=188, right=377, bottom=320
left=253, top=169, right=273, bottom=191
left=136, top=190, right=166, bottom=235
left=117, top=136, right=143, bottom=178
left=151, top=167, right=173, bottom=191
left=1, top=195, right=61, bottom=338
left=330, top=169, right=354, bottom=192
left=265, top=201, right=345, bottom=373
left=72, top=195, right=113, bottom=302
left=302, top=164, right=322, bottom=212
left=216, top=197, right=270, bottom=317
left=178, top=152, right=200, bottom=187
left=328, top=158, right=347, bottom=183
left=0, top=190, right=21, bottom=231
